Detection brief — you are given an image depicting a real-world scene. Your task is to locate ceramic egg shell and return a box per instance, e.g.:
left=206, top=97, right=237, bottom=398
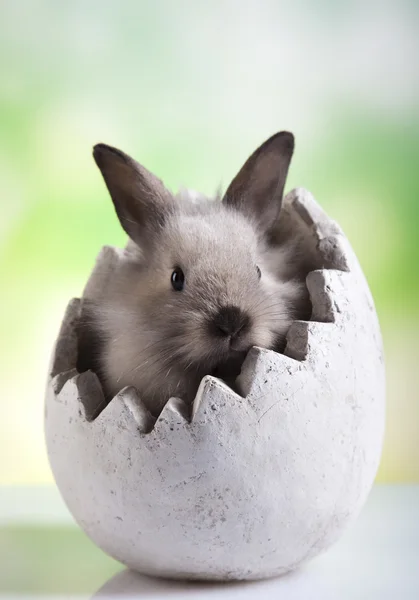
left=45, top=187, right=385, bottom=581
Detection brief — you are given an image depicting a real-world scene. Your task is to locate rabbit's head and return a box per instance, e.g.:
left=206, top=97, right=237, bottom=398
left=93, top=133, right=301, bottom=384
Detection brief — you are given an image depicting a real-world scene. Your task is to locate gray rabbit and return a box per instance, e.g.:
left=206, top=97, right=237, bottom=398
left=82, top=132, right=311, bottom=416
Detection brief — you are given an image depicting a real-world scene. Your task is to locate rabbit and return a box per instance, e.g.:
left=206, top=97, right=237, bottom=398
left=82, top=132, right=312, bottom=416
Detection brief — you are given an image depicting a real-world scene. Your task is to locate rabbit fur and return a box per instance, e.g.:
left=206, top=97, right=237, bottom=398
left=80, top=132, right=313, bottom=416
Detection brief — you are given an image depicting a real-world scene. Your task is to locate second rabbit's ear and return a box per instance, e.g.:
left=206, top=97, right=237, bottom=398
left=222, top=132, right=294, bottom=234
left=93, top=144, right=173, bottom=245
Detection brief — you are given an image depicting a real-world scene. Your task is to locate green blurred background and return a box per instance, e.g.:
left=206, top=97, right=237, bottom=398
left=0, top=0, right=418, bottom=484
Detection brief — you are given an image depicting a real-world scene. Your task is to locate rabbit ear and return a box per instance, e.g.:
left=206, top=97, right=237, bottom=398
left=93, top=143, right=173, bottom=244
left=222, top=131, right=294, bottom=233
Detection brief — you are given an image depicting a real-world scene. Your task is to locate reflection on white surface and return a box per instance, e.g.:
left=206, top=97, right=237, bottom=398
left=93, top=567, right=329, bottom=599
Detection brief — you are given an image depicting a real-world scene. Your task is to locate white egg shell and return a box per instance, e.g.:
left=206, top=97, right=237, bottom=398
left=45, top=188, right=385, bottom=581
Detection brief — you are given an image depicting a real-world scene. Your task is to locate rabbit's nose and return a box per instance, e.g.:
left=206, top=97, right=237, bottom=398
left=212, top=306, right=250, bottom=339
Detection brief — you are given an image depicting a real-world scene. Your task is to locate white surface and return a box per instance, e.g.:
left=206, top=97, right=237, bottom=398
left=45, top=188, right=385, bottom=580
left=0, top=486, right=74, bottom=525
left=0, top=485, right=418, bottom=599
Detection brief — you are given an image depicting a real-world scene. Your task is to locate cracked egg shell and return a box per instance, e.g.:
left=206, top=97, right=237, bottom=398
left=45, top=188, right=385, bottom=581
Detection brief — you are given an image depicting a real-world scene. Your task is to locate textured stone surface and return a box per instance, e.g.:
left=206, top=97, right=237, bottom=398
left=45, top=188, right=385, bottom=581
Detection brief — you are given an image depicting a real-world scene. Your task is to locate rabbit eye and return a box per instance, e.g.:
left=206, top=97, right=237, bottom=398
left=171, top=267, right=185, bottom=291
left=256, top=265, right=261, bottom=280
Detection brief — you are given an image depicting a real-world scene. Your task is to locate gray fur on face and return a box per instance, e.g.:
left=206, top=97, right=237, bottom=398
left=87, top=133, right=310, bottom=415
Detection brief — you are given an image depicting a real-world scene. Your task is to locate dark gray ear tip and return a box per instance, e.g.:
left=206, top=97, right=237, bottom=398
left=93, top=143, right=127, bottom=166
left=273, top=131, right=295, bottom=153
left=258, top=131, right=294, bottom=158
